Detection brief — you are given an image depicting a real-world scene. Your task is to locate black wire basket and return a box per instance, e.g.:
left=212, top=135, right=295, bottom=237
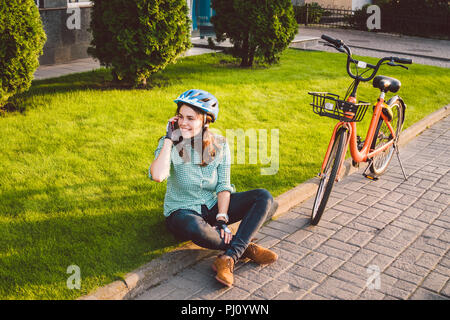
left=308, top=92, right=370, bottom=122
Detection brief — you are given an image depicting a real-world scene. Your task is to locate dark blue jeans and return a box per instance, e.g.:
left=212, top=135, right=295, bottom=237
left=165, top=189, right=276, bottom=263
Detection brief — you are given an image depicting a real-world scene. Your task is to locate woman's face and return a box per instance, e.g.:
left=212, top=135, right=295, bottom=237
left=177, top=104, right=204, bottom=139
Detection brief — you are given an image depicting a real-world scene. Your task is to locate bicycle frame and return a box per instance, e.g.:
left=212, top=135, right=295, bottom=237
left=319, top=92, right=396, bottom=180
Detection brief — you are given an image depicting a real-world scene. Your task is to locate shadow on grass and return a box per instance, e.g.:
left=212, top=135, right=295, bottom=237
left=0, top=178, right=182, bottom=299
left=2, top=49, right=334, bottom=115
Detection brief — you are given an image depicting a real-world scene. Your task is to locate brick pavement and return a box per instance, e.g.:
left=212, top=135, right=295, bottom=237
left=135, top=115, right=450, bottom=300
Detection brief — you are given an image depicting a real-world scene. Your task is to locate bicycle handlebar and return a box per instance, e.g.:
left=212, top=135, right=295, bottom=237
left=321, top=34, right=342, bottom=47
left=321, top=34, right=412, bottom=82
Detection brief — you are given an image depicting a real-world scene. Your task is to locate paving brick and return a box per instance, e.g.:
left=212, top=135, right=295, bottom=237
left=302, top=292, right=330, bottom=300
left=413, top=198, right=447, bottom=212
left=421, top=272, right=449, bottom=293
left=415, top=252, right=442, bottom=269
left=331, top=212, right=355, bottom=225
left=410, top=288, right=449, bottom=300
left=331, top=227, right=359, bottom=242
left=360, top=207, right=383, bottom=219
left=435, top=193, right=450, bottom=205
left=440, top=280, right=450, bottom=298
left=217, top=286, right=251, bottom=300
left=259, top=225, right=290, bottom=240
left=378, top=285, right=411, bottom=300
left=267, top=220, right=300, bottom=234
left=273, top=289, right=307, bottom=300
left=422, top=225, right=446, bottom=239
left=417, top=210, right=440, bottom=224
left=324, top=238, right=360, bottom=254
left=270, top=245, right=308, bottom=264
left=358, top=288, right=385, bottom=300
left=348, top=248, right=378, bottom=266
left=393, top=279, right=417, bottom=293
left=135, top=281, right=177, bottom=300
left=421, top=190, right=441, bottom=201
left=357, top=195, right=381, bottom=207
left=237, top=266, right=272, bottom=285
left=402, top=207, right=424, bottom=219
left=411, top=236, right=448, bottom=256
left=233, top=274, right=264, bottom=293
left=297, top=251, right=328, bottom=268
left=285, top=229, right=313, bottom=244
left=374, top=210, right=400, bottom=225
left=288, top=265, right=328, bottom=283
left=259, top=258, right=294, bottom=278
left=313, top=277, right=361, bottom=299
left=277, top=272, right=319, bottom=291
left=316, top=244, right=354, bottom=261
left=252, top=279, right=290, bottom=299
left=438, top=229, right=450, bottom=242
left=273, top=213, right=310, bottom=229
left=392, top=216, right=428, bottom=233
left=332, top=268, right=367, bottom=290
left=376, top=225, right=403, bottom=240
left=314, top=256, right=345, bottom=275
left=373, top=236, right=409, bottom=252
left=273, top=240, right=310, bottom=257
left=298, top=233, right=329, bottom=250
left=379, top=198, right=410, bottom=211
left=370, top=253, right=395, bottom=271
left=384, top=266, right=424, bottom=286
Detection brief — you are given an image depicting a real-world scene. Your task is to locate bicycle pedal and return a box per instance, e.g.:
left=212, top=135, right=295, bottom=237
left=363, top=173, right=379, bottom=181
left=352, top=160, right=359, bottom=168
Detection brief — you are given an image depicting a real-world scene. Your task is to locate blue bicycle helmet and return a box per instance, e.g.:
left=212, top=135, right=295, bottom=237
left=174, top=89, right=219, bottom=123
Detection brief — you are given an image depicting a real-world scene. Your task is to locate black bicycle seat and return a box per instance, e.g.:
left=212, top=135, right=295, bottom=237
left=373, top=75, right=401, bottom=93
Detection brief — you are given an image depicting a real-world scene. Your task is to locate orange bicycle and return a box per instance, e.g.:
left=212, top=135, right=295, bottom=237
left=309, top=35, right=412, bottom=226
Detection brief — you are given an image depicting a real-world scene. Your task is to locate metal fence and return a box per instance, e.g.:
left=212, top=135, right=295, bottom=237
left=294, top=3, right=449, bottom=38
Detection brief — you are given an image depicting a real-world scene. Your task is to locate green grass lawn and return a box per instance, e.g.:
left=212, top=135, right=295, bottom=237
left=1, top=48, right=449, bottom=299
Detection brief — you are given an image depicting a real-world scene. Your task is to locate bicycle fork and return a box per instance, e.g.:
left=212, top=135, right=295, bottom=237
left=318, top=123, right=351, bottom=182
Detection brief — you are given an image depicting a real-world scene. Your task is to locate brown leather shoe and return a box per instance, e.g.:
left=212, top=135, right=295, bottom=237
left=212, top=255, right=234, bottom=287
left=242, top=243, right=278, bottom=265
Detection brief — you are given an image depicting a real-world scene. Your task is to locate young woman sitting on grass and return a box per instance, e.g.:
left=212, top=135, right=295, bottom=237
left=149, top=89, right=278, bottom=287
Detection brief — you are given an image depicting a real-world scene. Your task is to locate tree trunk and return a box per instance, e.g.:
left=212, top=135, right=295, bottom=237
left=240, top=33, right=250, bottom=67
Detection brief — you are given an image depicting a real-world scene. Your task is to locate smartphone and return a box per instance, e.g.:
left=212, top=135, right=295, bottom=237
left=173, top=119, right=179, bottom=130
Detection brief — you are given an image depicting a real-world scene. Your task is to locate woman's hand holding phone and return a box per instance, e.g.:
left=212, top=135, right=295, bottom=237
left=165, top=116, right=181, bottom=142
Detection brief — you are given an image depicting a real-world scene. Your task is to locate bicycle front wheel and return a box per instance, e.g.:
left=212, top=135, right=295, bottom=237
left=311, top=127, right=348, bottom=226
left=369, top=98, right=404, bottom=176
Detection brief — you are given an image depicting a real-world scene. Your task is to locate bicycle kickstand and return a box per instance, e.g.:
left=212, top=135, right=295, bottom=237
left=362, top=159, right=379, bottom=181
left=395, top=144, right=408, bottom=181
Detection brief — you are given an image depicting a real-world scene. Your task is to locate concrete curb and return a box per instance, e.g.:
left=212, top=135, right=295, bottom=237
left=79, top=103, right=449, bottom=300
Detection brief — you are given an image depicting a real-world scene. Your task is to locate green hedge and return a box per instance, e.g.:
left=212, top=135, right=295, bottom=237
left=0, top=0, right=46, bottom=108
left=88, top=0, right=191, bottom=86
left=293, top=2, right=324, bottom=24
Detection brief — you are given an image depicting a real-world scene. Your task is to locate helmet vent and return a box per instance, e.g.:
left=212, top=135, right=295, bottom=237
left=201, top=98, right=211, bottom=102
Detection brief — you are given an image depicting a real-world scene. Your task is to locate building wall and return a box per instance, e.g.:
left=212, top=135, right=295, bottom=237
left=39, top=5, right=92, bottom=65
left=37, top=0, right=202, bottom=65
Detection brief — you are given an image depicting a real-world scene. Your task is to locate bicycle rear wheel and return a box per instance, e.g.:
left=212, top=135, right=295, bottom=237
left=369, top=98, right=404, bottom=176
left=311, top=127, right=348, bottom=226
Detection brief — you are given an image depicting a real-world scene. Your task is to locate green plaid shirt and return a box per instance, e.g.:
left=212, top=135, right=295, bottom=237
left=148, top=136, right=236, bottom=217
